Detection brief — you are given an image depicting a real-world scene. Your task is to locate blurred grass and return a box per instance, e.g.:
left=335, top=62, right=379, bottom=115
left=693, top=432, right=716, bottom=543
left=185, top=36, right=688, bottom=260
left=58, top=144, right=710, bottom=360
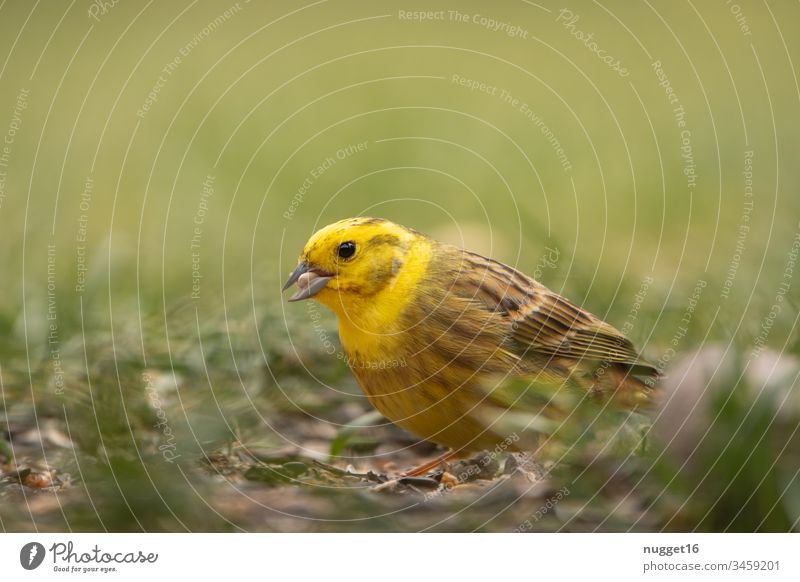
left=1, top=0, right=799, bottom=531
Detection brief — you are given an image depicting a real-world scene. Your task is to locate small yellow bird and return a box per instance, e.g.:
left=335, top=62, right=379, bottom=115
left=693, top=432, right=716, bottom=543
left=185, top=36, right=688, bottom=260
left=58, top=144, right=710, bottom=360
left=283, top=217, right=658, bottom=471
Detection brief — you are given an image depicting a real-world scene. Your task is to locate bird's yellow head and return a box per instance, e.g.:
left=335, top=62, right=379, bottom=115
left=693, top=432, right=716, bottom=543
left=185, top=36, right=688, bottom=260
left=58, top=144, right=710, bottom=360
left=282, top=217, right=430, bottom=318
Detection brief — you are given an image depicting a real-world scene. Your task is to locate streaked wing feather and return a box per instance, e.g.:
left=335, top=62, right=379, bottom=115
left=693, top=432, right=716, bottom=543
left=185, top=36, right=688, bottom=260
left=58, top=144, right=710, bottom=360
left=511, top=294, right=643, bottom=364
left=449, top=248, right=656, bottom=374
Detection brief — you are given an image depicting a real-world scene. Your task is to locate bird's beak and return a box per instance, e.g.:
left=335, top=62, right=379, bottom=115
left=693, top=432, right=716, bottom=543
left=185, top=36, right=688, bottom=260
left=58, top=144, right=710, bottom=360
left=282, top=261, right=334, bottom=302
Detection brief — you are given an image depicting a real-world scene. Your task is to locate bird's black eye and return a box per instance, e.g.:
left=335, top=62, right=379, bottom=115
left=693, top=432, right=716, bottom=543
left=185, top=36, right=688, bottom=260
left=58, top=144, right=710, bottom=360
left=336, top=241, right=356, bottom=259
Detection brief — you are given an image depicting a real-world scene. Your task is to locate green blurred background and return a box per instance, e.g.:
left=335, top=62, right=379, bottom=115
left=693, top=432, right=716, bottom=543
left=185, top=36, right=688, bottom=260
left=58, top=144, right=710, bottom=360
left=0, top=0, right=798, bottom=531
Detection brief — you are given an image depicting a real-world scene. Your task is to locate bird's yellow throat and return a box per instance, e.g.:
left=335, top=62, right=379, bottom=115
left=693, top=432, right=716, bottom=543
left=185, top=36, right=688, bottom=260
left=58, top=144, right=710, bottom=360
left=317, top=236, right=434, bottom=357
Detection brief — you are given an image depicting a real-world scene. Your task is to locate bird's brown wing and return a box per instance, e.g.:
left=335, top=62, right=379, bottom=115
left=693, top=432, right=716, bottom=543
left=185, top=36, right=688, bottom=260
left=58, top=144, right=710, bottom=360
left=450, top=249, right=657, bottom=376
left=507, top=290, right=655, bottom=371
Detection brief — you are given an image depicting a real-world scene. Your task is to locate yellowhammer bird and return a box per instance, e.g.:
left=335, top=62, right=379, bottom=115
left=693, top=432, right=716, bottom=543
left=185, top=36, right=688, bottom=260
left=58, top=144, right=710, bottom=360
left=283, top=217, right=659, bottom=473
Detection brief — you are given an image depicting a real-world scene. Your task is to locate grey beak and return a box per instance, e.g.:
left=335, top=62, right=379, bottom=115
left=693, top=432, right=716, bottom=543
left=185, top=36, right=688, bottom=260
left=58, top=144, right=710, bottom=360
left=282, top=261, right=310, bottom=291
left=282, top=261, right=333, bottom=302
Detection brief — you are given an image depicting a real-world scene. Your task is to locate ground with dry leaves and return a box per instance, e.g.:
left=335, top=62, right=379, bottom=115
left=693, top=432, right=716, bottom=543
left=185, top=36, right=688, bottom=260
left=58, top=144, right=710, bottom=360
left=2, top=304, right=798, bottom=532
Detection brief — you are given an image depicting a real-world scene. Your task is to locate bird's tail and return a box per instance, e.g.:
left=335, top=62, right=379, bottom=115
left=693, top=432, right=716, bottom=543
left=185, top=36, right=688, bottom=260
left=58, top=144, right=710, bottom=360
left=602, top=363, right=663, bottom=410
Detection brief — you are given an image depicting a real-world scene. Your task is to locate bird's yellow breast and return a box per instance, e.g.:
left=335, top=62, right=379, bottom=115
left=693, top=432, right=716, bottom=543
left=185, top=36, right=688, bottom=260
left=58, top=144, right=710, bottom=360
left=320, top=236, right=434, bottom=363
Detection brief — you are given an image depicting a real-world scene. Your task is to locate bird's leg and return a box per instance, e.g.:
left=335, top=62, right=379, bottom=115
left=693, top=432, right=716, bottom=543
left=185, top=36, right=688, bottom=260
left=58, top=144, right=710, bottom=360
left=402, top=450, right=457, bottom=477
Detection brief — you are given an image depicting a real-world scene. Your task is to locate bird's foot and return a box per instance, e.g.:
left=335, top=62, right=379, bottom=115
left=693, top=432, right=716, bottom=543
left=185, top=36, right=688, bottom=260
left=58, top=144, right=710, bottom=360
left=401, top=450, right=458, bottom=477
